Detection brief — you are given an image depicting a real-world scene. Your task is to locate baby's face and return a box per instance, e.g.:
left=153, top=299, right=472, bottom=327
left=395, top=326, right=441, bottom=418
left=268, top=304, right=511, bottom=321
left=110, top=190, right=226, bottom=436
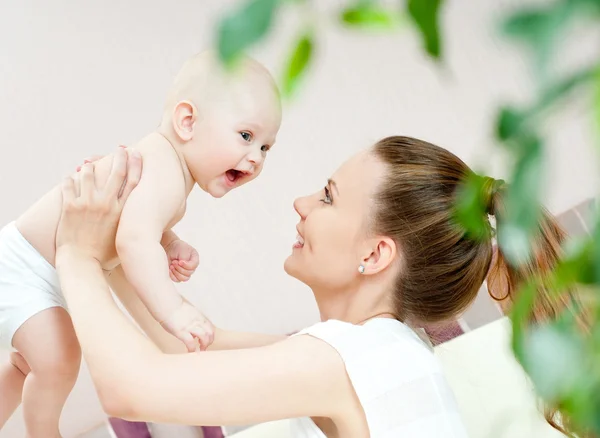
left=184, top=84, right=281, bottom=198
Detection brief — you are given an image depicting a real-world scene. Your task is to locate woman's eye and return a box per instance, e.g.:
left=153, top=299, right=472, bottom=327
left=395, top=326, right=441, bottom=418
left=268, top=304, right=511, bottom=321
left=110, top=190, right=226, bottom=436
left=320, top=187, right=332, bottom=205
left=240, top=132, right=253, bottom=142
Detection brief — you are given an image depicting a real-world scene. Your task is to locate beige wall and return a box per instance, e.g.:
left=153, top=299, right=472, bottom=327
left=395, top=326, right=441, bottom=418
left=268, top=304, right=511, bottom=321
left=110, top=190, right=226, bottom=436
left=1, top=0, right=598, bottom=436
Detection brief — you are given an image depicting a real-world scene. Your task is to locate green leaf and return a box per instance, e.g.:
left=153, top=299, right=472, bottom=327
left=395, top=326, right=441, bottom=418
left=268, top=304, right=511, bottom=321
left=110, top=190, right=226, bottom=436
left=571, top=0, right=600, bottom=15
left=503, top=9, right=548, bottom=36
left=522, top=323, right=587, bottom=402
left=407, top=0, right=443, bottom=59
left=558, top=218, right=600, bottom=289
left=498, top=224, right=534, bottom=267
left=497, top=134, right=543, bottom=265
left=508, top=135, right=543, bottom=228
left=555, top=237, right=597, bottom=288
left=341, top=4, right=399, bottom=29
left=556, top=248, right=590, bottom=288
left=593, top=315, right=600, bottom=358
left=453, top=173, right=490, bottom=240
left=522, top=317, right=600, bottom=434
left=510, top=281, right=537, bottom=362
left=217, top=0, right=280, bottom=65
left=502, top=1, right=576, bottom=78
left=496, top=107, right=527, bottom=141
left=532, top=67, right=599, bottom=114
left=595, top=70, right=600, bottom=137
left=496, top=68, right=598, bottom=143
left=593, top=219, right=600, bottom=285
left=282, top=32, right=314, bottom=98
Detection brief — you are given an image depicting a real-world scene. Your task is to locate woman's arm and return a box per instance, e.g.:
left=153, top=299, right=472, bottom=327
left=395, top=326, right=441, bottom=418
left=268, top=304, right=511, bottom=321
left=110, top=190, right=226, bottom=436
left=55, top=147, right=349, bottom=426
left=57, top=249, right=347, bottom=426
left=107, top=265, right=285, bottom=354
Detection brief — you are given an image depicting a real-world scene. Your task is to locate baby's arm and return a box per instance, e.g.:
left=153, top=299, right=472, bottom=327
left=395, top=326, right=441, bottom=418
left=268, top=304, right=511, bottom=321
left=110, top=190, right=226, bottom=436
left=107, top=266, right=285, bottom=353
left=160, top=229, right=179, bottom=248
left=115, top=152, right=183, bottom=320
left=115, top=152, right=211, bottom=351
left=106, top=267, right=186, bottom=354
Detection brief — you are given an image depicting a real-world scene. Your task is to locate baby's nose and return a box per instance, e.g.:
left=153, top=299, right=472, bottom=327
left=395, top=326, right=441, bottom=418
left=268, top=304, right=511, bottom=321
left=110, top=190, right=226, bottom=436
left=248, top=149, right=264, bottom=166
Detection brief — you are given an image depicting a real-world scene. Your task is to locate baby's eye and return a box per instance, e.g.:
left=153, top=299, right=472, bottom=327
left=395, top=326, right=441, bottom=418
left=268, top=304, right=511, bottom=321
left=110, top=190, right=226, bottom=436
left=240, top=132, right=253, bottom=142
left=261, top=145, right=270, bottom=152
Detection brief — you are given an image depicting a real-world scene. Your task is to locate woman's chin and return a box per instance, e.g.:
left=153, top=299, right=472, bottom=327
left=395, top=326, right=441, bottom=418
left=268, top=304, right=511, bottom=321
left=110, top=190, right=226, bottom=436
left=284, top=258, right=320, bottom=291
left=284, top=252, right=316, bottom=287
left=283, top=256, right=300, bottom=279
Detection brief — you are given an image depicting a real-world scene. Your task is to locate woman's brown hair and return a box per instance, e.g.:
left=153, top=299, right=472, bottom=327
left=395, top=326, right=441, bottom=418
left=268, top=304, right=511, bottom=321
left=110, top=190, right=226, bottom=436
left=371, top=135, right=590, bottom=436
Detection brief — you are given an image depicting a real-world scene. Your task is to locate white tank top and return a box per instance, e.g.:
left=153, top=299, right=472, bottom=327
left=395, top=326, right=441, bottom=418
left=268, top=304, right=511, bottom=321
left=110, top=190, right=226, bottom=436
left=289, top=318, right=468, bottom=438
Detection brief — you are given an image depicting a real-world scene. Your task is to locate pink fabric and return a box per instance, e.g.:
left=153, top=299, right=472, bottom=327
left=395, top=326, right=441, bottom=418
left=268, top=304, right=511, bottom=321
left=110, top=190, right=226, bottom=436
left=423, top=320, right=465, bottom=345
left=201, top=426, right=225, bottom=438
left=109, top=418, right=151, bottom=438
left=109, top=417, right=224, bottom=438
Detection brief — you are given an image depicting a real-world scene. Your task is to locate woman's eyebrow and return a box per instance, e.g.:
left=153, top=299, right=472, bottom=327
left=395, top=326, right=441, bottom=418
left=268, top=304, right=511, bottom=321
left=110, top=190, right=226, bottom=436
left=327, top=179, right=339, bottom=195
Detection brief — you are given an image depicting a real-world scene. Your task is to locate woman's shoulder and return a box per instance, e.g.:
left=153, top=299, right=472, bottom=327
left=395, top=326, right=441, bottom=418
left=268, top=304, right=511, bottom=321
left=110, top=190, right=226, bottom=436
left=291, top=319, right=463, bottom=436
left=293, top=318, right=440, bottom=372
left=294, top=318, right=431, bottom=348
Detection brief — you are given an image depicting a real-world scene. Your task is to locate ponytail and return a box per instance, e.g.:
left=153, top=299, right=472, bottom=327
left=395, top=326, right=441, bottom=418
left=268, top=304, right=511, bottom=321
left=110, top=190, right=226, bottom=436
left=369, top=136, right=593, bottom=435
left=486, top=186, right=592, bottom=436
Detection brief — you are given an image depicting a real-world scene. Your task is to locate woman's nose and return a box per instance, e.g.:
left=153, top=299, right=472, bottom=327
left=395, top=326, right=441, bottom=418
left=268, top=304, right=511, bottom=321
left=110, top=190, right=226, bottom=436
left=293, top=196, right=310, bottom=220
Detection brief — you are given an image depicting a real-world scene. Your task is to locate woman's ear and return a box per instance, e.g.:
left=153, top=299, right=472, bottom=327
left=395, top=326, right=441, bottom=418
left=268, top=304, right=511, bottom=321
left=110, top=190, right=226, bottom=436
left=171, top=100, right=197, bottom=142
left=360, top=237, right=398, bottom=275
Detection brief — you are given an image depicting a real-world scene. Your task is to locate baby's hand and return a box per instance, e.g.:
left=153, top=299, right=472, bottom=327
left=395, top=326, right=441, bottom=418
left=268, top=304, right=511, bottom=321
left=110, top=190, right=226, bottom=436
left=160, top=300, right=214, bottom=352
left=164, top=239, right=199, bottom=282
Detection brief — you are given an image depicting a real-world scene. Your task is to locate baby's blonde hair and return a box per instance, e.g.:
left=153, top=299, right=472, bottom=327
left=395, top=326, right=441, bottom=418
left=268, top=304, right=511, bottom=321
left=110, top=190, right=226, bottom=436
left=160, top=50, right=279, bottom=128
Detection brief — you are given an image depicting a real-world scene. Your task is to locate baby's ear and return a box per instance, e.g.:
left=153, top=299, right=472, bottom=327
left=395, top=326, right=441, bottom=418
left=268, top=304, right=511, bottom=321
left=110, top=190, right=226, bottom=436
left=172, top=100, right=197, bottom=142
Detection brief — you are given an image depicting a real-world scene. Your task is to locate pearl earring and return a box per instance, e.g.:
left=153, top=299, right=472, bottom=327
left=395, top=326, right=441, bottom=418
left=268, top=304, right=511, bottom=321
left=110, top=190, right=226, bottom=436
left=358, top=265, right=365, bottom=274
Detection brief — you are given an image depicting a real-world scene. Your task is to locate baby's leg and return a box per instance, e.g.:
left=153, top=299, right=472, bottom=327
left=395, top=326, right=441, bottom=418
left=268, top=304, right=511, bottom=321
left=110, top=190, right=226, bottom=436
left=0, top=352, right=30, bottom=428
left=12, top=307, right=81, bottom=438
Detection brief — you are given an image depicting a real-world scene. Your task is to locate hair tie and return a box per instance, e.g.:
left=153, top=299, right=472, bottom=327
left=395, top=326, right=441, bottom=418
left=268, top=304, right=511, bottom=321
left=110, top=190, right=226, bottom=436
left=482, top=176, right=505, bottom=216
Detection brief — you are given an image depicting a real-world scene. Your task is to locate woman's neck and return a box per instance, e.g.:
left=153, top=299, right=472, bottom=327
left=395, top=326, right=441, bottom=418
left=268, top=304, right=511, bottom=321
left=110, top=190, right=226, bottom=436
left=313, top=282, right=397, bottom=325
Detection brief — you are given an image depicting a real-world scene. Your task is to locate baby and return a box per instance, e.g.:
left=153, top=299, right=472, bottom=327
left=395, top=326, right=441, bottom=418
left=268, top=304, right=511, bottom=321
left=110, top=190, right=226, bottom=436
left=0, top=51, right=282, bottom=437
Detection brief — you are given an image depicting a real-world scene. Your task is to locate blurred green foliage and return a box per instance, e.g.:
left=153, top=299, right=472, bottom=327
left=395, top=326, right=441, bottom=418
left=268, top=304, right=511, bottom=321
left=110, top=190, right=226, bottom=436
left=215, top=0, right=600, bottom=433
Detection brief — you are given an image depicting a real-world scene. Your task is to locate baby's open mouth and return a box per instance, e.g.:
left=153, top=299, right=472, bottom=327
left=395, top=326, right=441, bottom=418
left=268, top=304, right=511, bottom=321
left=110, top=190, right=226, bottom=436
left=226, top=169, right=246, bottom=183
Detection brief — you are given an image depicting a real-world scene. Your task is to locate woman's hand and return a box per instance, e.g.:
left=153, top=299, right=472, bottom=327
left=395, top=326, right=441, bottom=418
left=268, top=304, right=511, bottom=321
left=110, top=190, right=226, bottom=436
left=56, top=147, right=142, bottom=266
left=74, top=149, right=199, bottom=281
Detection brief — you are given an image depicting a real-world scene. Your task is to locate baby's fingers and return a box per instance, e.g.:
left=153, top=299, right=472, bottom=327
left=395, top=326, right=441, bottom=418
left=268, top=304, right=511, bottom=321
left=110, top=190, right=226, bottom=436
left=180, top=332, right=200, bottom=353
left=190, top=326, right=213, bottom=351
left=179, top=259, right=198, bottom=270
left=174, top=263, right=193, bottom=278
left=170, top=264, right=189, bottom=282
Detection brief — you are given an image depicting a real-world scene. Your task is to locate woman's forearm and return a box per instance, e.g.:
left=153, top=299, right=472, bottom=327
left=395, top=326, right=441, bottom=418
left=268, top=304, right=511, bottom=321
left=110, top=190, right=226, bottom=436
left=55, top=248, right=160, bottom=403
left=55, top=251, right=341, bottom=426
left=209, top=328, right=286, bottom=351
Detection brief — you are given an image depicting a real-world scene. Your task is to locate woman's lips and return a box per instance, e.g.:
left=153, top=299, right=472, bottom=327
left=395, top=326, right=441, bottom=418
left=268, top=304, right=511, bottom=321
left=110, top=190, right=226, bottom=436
left=293, top=234, right=304, bottom=249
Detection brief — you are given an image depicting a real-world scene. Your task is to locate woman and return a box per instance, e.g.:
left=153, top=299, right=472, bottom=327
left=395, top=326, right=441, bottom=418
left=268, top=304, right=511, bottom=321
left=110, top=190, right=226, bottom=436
left=55, top=137, right=576, bottom=437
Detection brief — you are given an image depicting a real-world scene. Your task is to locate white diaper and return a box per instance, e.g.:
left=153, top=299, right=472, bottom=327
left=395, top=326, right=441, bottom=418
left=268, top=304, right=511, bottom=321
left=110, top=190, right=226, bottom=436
left=0, top=222, right=65, bottom=350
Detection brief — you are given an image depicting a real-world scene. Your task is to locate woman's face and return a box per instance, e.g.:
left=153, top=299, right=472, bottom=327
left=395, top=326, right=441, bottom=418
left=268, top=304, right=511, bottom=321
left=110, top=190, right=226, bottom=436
left=284, top=150, right=386, bottom=291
